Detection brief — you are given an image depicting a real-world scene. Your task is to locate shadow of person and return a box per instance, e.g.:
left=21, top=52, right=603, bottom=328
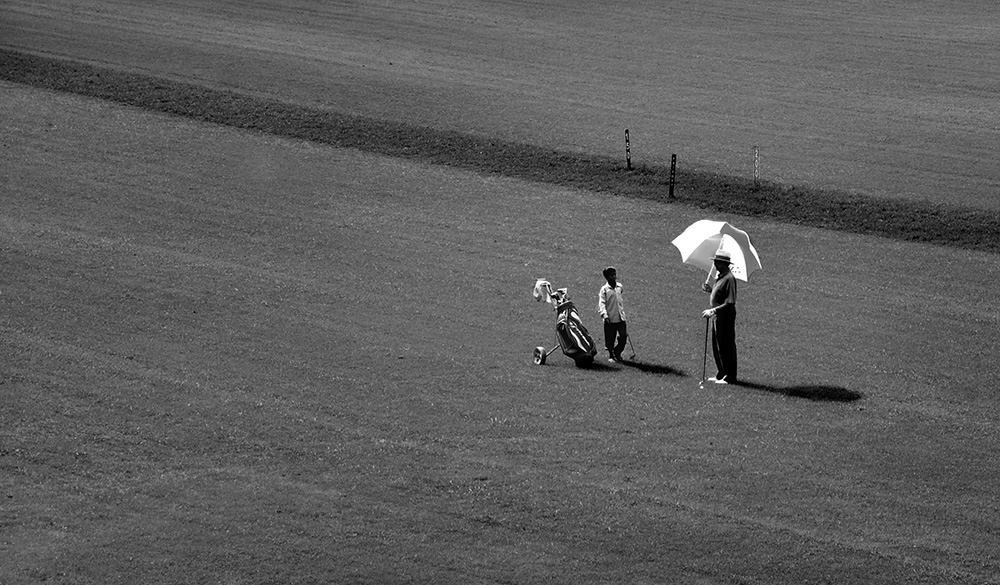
left=576, top=360, right=619, bottom=371
left=733, top=380, right=862, bottom=402
left=620, top=359, right=687, bottom=377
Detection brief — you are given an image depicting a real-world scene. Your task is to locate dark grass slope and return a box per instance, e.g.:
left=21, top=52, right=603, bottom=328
left=4, top=48, right=998, bottom=253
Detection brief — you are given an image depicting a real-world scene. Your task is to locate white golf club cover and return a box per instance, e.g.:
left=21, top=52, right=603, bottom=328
left=533, top=279, right=554, bottom=303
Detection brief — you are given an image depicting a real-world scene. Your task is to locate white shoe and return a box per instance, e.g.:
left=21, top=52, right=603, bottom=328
left=713, top=378, right=728, bottom=385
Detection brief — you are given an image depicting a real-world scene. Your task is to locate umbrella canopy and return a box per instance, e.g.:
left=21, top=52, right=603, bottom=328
left=671, top=220, right=762, bottom=282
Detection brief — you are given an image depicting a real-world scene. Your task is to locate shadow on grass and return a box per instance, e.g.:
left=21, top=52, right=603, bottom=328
left=5, top=49, right=1000, bottom=255
left=620, top=359, right=687, bottom=377
left=573, top=359, right=686, bottom=376
left=735, top=380, right=862, bottom=402
left=576, top=361, right=620, bottom=372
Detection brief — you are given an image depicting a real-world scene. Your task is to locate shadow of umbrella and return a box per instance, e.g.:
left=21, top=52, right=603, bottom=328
left=735, top=380, right=862, bottom=402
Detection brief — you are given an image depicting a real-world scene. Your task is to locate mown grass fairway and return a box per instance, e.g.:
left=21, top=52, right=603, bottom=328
left=2, top=1, right=1000, bottom=584
left=4, top=0, right=999, bottom=210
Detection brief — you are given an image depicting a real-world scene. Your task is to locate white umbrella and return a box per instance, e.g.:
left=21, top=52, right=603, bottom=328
left=670, top=220, right=762, bottom=282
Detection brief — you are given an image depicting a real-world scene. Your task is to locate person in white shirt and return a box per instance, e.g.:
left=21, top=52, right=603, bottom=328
left=597, top=266, right=628, bottom=363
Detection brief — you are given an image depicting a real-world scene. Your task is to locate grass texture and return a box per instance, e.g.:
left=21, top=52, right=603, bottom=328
left=3, top=47, right=998, bottom=253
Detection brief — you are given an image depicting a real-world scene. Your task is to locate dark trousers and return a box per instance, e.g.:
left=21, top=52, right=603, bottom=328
left=711, top=311, right=737, bottom=382
left=603, top=320, right=628, bottom=358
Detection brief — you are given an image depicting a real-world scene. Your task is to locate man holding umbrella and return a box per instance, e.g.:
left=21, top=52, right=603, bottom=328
left=702, top=250, right=737, bottom=384
left=671, top=220, right=761, bottom=385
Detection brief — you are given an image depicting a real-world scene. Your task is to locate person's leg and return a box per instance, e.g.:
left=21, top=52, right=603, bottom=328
left=711, top=319, right=725, bottom=380
left=717, top=313, right=737, bottom=382
left=603, top=320, right=617, bottom=360
left=613, top=321, right=628, bottom=360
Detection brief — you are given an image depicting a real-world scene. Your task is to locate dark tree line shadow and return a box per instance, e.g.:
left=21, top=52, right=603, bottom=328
left=578, top=359, right=861, bottom=403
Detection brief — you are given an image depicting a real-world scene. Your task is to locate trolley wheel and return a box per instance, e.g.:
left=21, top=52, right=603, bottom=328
left=532, top=346, right=547, bottom=365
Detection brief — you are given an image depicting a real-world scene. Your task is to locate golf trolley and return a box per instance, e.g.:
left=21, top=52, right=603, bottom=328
left=532, top=279, right=598, bottom=367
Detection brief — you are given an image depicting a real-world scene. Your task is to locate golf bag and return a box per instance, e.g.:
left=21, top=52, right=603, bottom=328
left=532, top=279, right=598, bottom=366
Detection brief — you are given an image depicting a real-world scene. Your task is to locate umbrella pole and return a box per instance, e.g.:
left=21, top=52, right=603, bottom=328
left=704, top=265, right=716, bottom=289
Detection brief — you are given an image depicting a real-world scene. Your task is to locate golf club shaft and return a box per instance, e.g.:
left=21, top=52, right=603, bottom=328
left=702, top=317, right=709, bottom=383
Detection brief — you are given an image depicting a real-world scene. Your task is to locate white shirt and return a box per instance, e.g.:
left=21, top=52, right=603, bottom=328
left=597, top=282, right=626, bottom=323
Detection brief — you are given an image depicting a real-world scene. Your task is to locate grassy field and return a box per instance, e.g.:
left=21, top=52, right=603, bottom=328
left=3, top=0, right=1000, bottom=210
left=3, top=1, right=1000, bottom=584
left=4, top=49, right=1000, bottom=254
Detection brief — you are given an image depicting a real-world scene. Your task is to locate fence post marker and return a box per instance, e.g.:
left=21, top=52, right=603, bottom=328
left=669, top=154, right=676, bottom=198
left=624, top=129, right=632, bottom=170
left=753, top=145, right=760, bottom=191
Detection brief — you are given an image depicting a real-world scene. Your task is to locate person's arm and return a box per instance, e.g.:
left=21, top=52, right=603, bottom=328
left=597, top=286, right=608, bottom=320
left=701, top=266, right=717, bottom=292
